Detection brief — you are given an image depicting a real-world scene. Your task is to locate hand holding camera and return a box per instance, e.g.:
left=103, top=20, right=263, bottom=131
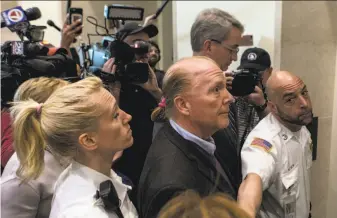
left=244, top=86, right=266, bottom=107
left=102, top=58, right=122, bottom=99
left=224, top=71, right=234, bottom=90
left=133, top=61, right=162, bottom=102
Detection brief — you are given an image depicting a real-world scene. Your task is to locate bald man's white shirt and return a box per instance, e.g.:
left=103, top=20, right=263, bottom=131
left=49, top=161, right=138, bottom=218
left=241, top=113, right=312, bottom=218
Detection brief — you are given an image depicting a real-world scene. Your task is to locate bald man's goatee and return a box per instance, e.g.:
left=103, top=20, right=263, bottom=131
left=277, top=110, right=313, bottom=126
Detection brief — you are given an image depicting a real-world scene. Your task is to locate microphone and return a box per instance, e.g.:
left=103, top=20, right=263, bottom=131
left=24, top=7, right=41, bottom=21
left=1, top=6, right=41, bottom=32
left=47, top=20, right=61, bottom=31
left=47, top=19, right=77, bottom=43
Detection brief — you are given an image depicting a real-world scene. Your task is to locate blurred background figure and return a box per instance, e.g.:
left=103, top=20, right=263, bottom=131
left=148, top=40, right=165, bottom=89
left=158, top=190, right=250, bottom=218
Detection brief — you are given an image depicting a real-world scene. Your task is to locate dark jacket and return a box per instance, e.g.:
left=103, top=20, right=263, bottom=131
left=213, top=128, right=242, bottom=194
left=137, top=122, right=236, bottom=218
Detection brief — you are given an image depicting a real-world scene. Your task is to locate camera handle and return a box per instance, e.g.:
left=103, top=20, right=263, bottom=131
left=79, top=42, right=91, bottom=76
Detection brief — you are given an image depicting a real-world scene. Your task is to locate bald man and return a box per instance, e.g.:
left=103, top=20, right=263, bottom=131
left=138, top=57, right=235, bottom=218
left=237, top=71, right=313, bottom=218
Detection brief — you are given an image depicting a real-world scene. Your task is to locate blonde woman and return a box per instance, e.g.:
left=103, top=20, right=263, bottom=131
left=9, top=76, right=137, bottom=218
left=1, top=77, right=70, bottom=218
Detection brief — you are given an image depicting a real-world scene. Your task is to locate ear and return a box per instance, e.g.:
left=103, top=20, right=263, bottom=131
left=268, top=101, right=277, bottom=114
left=202, top=39, right=212, bottom=53
left=268, top=67, right=273, bottom=75
left=174, top=96, right=190, bottom=116
left=78, top=132, right=98, bottom=151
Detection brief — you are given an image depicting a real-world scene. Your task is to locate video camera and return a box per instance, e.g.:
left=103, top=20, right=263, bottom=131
left=1, top=6, right=78, bottom=107
left=229, top=69, right=263, bottom=97
left=78, top=4, right=151, bottom=84
left=79, top=2, right=169, bottom=84
left=93, top=34, right=151, bottom=84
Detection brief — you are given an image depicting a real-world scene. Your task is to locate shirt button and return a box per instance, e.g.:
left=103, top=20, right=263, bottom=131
left=282, top=134, right=288, bottom=140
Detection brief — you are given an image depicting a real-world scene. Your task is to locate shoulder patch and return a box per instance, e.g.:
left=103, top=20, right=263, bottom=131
left=250, top=137, right=273, bottom=152
left=309, top=139, right=313, bottom=152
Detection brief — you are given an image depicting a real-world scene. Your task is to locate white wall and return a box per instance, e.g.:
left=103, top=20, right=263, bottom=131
left=173, top=1, right=279, bottom=71
left=326, top=41, right=337, bottom=218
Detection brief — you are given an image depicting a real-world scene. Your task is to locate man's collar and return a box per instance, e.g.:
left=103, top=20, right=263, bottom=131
left=169, top=119, right=216, bottom=155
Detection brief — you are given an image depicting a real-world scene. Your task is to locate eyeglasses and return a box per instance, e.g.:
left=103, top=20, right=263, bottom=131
left=210, top=39, right=239, bottom=54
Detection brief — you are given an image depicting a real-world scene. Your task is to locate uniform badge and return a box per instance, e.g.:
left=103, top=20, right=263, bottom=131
left=247, top=52, right=257, bottom=61
left=282, top=134, right=288, bottom=140
left=250, top=137, right=273, bottom=152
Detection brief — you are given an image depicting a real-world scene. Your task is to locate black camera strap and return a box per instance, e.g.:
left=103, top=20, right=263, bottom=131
left=239, top=80, right=268, bottom=148
left=239, top=107, right=254, bottom=149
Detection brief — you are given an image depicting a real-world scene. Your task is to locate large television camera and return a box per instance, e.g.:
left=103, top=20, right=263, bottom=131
left=1, top=6, right=78, bottom=107
left=79, top=4, right=164, bottom=84
left=93, top=32, right=152, bottom=84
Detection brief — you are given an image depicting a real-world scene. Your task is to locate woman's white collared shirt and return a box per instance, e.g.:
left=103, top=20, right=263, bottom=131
left=49, top=161, right=138, bottom=218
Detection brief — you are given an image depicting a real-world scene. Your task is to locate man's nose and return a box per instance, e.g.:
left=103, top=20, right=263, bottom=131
left=231, top=52, right=238, bottom=61
left=223, top=89, right=235, bottom=104
left=299, top=95, right=309, bottom=108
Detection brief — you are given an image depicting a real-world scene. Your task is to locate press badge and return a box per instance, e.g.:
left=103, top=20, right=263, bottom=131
left=283, top=194, right=296, bottom=218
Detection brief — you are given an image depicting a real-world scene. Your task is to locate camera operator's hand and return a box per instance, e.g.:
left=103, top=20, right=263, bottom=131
left=245, top=86, right=270, bottom=119
left=102, top=58, right=122, bottom=103
left=224, top=71, right=234, bottom=90
left=245, top=86, right=265, bottom=106
left=134, top=63, right=162, bottom=103
left=60, top=14, right=83, bottom=52
left=143, top=14, right=157, bottom=27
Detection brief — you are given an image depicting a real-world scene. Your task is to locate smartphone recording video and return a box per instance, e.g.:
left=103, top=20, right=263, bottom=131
left=68, top=8, right=83, bottom=34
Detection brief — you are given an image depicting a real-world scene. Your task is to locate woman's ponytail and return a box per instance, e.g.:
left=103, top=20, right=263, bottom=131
left=10, top=100, right=46, bottom=181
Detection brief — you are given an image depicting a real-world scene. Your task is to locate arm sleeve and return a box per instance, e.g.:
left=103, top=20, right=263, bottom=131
left=241, top=137, right=277, bottom=191
left=1, top=178, right=40, bottom=218
left=1, top=112, right=14, bottom=167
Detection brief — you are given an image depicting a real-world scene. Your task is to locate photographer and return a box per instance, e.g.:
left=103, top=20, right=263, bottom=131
left=234, top=47, right=272, bottom=148
left=103, top=22, right=162, bottom=204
